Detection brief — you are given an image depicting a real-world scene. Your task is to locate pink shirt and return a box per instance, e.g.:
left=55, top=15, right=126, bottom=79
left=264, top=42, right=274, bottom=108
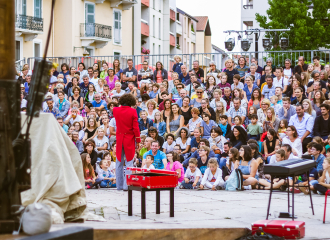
left=165, top=161, right=184, bottom=182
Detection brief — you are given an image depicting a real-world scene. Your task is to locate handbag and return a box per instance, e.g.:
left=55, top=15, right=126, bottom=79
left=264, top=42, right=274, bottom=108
left=225, top=168, right=244, bottom=191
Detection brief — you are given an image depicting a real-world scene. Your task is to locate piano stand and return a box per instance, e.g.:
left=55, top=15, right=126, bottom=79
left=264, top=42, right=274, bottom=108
left=128, top=186, right=175, bottom=219
left=266, top=171, right=314, bottom=221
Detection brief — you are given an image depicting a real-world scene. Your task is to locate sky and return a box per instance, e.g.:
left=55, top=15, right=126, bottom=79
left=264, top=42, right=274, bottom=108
left=176, top=0, right=242, bottom=51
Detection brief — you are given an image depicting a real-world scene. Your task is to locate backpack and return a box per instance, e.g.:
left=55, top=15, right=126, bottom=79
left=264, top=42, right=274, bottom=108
left=225, top=168, right=244, bottom=191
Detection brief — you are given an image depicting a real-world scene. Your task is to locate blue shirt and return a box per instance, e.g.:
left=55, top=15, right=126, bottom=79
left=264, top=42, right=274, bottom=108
left=190, top=137, right=199, bottom=149
left=243, top=84, right=258, bottom=101
left=312, top=154, right=326, bottom=172
left=262, top=84, right=276, bottom=99
left=289, top=113, right=314, bottom=139
left=173, top=62, right=183, bottom=75
left=138, top=118, right=153, bottom=131
left=92, top=100, right=108, bottom=110
left=235, top=65, right=249, bottom=78
left=176, top=98, right=192, bottom=108
left=44, top=107, right=61, bottom=118
left=149, top=91, right=158, bottom=99
left=143, top=150, right=167, bottom=169
left=179, top=73, right=190, bottom=84
left=278, top=105, right=296, bottom=121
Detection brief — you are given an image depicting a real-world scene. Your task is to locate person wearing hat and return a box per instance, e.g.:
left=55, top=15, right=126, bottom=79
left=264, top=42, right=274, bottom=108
left=20, top=84, right=28, bottom=99
left=43, top=97, right=61, bottom=118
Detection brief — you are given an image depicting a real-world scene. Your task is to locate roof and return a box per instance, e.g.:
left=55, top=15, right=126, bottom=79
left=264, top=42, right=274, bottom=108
left=194, top=16, right=211, bottom=36
left=212, top=44, right=226, bottom=54
left=176, top=8, right=199, bottom=22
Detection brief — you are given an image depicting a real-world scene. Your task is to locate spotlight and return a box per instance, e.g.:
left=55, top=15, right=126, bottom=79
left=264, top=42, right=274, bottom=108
left=225, top=37, right=235, bottom=52
left=241, top=38, right=251, bottom=52
left=280, top=33, right=289, bottom=50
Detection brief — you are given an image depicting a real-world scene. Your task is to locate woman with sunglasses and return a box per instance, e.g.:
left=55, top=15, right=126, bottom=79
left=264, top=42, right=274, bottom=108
left=190, top=87, right=204, bottom=108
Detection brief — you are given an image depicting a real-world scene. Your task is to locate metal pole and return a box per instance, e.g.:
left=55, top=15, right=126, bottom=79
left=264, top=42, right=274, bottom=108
left=0, top=0, right=16, bottom=80
left=255, top=33, right=259, bottom=62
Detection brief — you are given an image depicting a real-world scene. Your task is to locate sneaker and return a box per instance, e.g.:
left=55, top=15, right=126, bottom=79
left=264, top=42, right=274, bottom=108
left=317, top=191, right=323, bottom=195
left=216, top=185, right=223, bottom=190
left=179, top=185, right=184, bottom=189
left=244, top=185, right=252, bottom=190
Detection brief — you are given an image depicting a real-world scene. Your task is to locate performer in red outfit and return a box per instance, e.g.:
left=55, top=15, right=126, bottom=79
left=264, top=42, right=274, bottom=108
left=113, top=94, right=141, bottom=190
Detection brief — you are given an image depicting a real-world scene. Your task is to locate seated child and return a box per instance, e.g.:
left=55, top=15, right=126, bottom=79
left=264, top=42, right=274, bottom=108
left=270, top=95, right=281, bottom=116
left=313, top=157, right=330, bottom=195
left=162, top=133, right=176, bottom=154
left=142, top=154, right=156, bottom=169
left=247, top=114, right=262, bottom=141
left=219, top=115, right=231, bottom=139
left=277, top=119, right=288, bottom=141
left=82, top=153, right=98, bottom=189
left=103, top=151, right=115, bottom=175
left=200, top=158, right=225, bottom=191
left=133, top=150, right=142, bottom=167
left=96, top=159, right=116, bottom=188
left=258, top=149, right=287, bottom=190
left=231, top=116, right=245, bottom=130
left=180, top=158, right=202, bottom=189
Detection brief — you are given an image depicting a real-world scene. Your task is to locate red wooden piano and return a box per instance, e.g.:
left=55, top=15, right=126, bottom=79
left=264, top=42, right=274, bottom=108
left=126, top=167, right=178, bottom=219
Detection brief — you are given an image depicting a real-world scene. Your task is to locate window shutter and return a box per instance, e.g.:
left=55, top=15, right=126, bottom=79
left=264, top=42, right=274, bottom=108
left=34, top=0, right=41, bottom=18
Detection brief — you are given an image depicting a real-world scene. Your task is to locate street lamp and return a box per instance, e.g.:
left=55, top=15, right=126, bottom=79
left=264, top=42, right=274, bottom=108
left=262, top=32, right=273, bottom=50
left=241, top=37, right=251, bottom=51
left=225, top=34, right=235, bottom=52
left=280, top=33, right=289, bottom=50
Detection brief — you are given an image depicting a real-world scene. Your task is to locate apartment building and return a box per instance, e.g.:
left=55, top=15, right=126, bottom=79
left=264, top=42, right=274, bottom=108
left=241, top=0, right=269, bottom=52
left=15, top=0, right=136, bottom=60
left=133, top=0, right=176, bottom=57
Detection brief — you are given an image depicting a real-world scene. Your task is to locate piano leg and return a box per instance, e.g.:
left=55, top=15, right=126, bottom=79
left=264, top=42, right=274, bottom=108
left=292, top=174, right=295, bottom=221
left=307, top=170, right=315, bottom=215
left=266, top=175, right=273, bottom=220
left=287, top=177, right=290, bottom=213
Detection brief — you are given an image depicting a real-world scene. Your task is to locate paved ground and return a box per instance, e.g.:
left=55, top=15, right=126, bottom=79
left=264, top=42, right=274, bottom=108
left=50, top=189, right=330, bottom=240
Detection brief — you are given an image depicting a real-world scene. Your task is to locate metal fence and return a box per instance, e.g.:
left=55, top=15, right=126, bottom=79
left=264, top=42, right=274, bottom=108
left=24, top=49, right=330, bottom=78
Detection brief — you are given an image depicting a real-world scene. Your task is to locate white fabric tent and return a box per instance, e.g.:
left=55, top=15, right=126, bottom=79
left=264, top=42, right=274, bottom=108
left=21, top=112, right=87, bottom=223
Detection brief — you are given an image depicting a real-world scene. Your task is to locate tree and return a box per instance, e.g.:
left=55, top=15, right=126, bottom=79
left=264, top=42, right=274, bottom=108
left=256, top=0, right=330, bottom=50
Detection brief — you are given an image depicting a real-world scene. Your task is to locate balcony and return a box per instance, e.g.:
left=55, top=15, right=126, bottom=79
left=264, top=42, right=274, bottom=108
left=191, top=31, right=196, bottom=43
left=109, top=0, right=137, bottom=10
left=141, top=19, right=149, bottom=37
left=170, top=9, right=176, bottom=21
left=141, top=0, right=149, bottom=7
left=170, top=33, right=176, bottom=47
left=15, top=14, right=43, bottom=41
left=176, top=21, right=182, bottom=35
left=243, top=4, right=253, bottom=9
left=80, top=23, right=112, bottom=48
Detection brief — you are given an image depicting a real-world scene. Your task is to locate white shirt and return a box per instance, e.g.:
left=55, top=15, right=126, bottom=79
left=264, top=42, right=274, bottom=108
left=175, top=137, right=191, bottom=150
left=95, top=84, right=104, bottom=93
left=21, top=99, right=27, bottom=108
left=231, top=82, right=244, bottom=91
left=201, top=168, right=225, bottom=187
left=90, top=78, right=99, bottom=86
left=109, top=118, right=116, bottom=131
left=282, top=136, right=303, bottom=157
left=142, top=164, right=155, bottom=169
left=65, top=114, right=83, bottom=125
left=273, top=77, right=288, bottom=88
left=147, top=109, right=159, bottom=121
left=269, top=153, right=298, bottom=165
left=184, top=168, right=202, bottom=183
left=283, top=68, right=292, bottom=79
left=162, top=141, right=176, bottom=153
left=210, top=98, right=227, bottom=111
left=109, top=161, right=116, bottom=175
left=93, top=135, right=109, bottom=150
left=99, top=123, right=111, bottom=136
left=188, top=117, right=202, bottom=133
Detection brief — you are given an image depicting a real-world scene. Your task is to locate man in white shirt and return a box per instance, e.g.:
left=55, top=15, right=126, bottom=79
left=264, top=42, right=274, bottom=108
left=64, top=107, right=84, bottom=126
left=269, top=144, right=298, bottom=164
left=273, top=67, right=288, bottom=93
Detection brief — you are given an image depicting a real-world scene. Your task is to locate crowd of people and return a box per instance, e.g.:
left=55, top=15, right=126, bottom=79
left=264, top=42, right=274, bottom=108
left=19, top=55, right=330, bottom=193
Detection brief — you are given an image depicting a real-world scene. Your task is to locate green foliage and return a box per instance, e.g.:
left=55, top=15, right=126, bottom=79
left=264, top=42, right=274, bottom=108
left=255, top=0, right=330, bottom=50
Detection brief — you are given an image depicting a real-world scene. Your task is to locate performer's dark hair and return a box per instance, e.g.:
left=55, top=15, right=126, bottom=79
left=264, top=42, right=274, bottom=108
left=118, top=93, right=137, bottom=107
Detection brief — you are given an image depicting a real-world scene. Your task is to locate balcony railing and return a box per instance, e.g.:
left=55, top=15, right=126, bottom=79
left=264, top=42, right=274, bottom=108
left=15, top=14, right=43, bottom=32
left=141, top=0, right=149, bottom=7
left=243, top=4, right=253, bottom=9
left=191, top=31, right=196, bottom=43
left=80, top=23, right=112, bottom=39
left=170, top=33, right=176, bottom=47
left=141, top=20, right=149, bottom=37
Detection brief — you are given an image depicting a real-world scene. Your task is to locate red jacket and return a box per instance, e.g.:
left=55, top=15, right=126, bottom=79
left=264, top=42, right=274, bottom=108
left=113, top=106, right=141, bottom=161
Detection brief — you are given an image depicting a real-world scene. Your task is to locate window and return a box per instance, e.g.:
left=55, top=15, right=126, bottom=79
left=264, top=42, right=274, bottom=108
left=153, top=15, right=155, bottom=37
left=16, top=0, right=26, bottom=15
left=176, top=12, right=180, bottom=22
left=85, top=2, right=95, bottom=37
left=158, top=0, right=161, bottom=12
left=158, top=45, right=161, bottom=54
left=158, top=18, right=161, bottom=39
left=114, top=52, right=120, bottom=60
left=153, top=0, right=155, bottom=10
left=176, top=37, right=179, bottom=45
left=15, top=41, right=21, bottom=61
left=34, top=42, right=41, bottom=57
left=114, top=9, right=122, bottom=44
left=34, top=0, right=42, bottom=18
